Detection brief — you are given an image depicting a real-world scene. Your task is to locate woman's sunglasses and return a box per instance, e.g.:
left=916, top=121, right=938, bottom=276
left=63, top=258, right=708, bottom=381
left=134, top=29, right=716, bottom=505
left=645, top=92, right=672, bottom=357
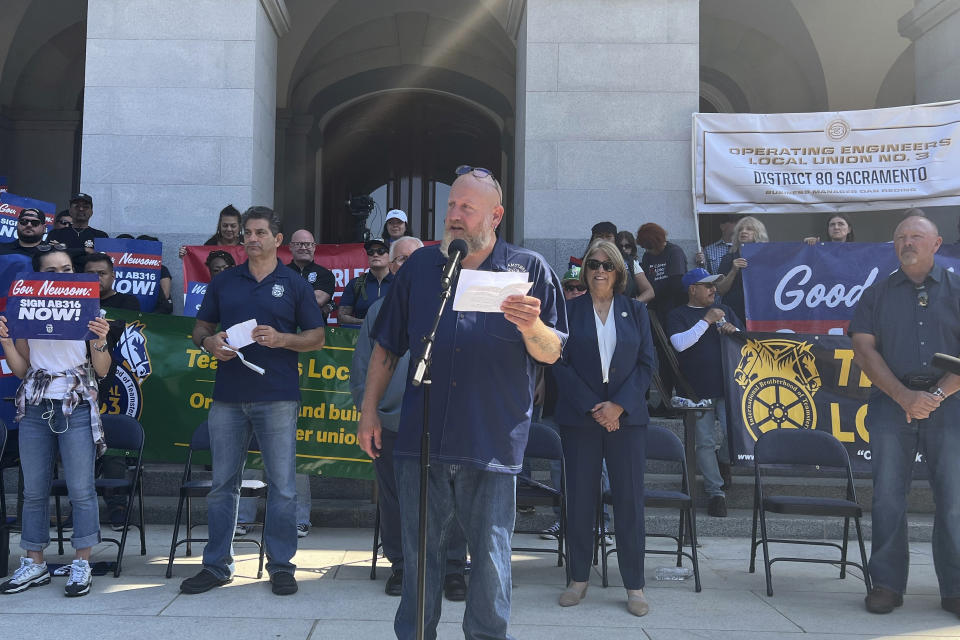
left=563, top=283, right=587, bottom=293
left=584, top=259, right=615, bottom=272
left=366, top=248, right=388, bottom=257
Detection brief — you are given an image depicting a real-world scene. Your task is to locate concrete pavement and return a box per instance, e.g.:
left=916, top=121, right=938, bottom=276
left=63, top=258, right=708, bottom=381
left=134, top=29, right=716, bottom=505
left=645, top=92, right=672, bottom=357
left=1, top=525, right=958, bottom=639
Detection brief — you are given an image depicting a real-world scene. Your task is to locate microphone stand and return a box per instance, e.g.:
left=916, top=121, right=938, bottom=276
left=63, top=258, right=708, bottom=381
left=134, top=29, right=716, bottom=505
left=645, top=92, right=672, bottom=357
left=410, top=253, right=461, bottom=640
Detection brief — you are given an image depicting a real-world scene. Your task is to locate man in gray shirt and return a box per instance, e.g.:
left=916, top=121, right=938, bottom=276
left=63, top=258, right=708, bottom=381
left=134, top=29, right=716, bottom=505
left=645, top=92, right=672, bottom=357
left=851, top=214, right=960, bottom=618
left=351, top=236, right=468, bottom=600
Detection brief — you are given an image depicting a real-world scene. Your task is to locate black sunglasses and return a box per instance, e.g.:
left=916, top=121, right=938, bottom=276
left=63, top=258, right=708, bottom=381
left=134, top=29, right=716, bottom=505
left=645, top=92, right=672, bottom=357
left=18, top=219, right=44, bottom=227
left=563, top=283, right=587, bottom=292
left=366, top=247, right=388, bottom=256
left=584, top=259, right=615, bottom=272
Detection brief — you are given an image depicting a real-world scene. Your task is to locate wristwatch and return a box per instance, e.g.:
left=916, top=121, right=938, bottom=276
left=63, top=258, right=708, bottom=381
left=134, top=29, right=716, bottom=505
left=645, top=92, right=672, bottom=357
left=931, top=387, right=946, bottom=400
left=93, top=341, right=108, bottom=353
left=199, top=336, right=212, bottom=354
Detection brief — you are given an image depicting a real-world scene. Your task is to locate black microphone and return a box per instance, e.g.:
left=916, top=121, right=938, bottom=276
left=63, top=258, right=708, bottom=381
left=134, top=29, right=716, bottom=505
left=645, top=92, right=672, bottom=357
left=440, top=239, right=468, bottom=291
left=933, top=353, right=960, bottom=376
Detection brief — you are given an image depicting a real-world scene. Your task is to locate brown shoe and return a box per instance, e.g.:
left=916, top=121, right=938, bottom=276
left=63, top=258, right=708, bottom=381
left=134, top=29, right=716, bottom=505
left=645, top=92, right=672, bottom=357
left=943, top=596, right=960, bottom=617
left=626, top=589, right=649, bottom=617
left=865, top=586, right=903, bottom=614
left=558, top=581, right=588, bottom=607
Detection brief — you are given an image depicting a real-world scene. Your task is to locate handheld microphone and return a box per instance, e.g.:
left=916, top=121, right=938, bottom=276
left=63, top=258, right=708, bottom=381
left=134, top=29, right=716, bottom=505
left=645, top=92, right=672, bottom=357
left=933, top=353, right=960, bottom=376
left=440, top=239, right=469, bottom=291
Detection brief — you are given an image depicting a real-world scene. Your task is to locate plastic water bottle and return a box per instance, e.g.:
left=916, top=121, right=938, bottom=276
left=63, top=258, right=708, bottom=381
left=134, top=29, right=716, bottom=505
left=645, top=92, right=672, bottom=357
left=655, top=566, right=693, bottom=581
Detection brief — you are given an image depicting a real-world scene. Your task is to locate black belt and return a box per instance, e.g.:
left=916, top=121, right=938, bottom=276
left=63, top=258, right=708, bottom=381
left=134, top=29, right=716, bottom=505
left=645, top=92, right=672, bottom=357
left=901, top=374, right=938, bottom=390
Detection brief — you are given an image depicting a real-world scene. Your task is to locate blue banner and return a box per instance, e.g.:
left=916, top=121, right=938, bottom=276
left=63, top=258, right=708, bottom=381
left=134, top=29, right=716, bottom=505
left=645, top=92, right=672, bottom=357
left=95, top=238, right=163, bottom=312
left=183, top=281, right=207, bottom=318
left=6, top=272, right=99, bottom=340
left=0, top=192, right=56, bottom=243
left=0, top=254, right=31, bottom=430
left=741, top=242, right=960, bottom=334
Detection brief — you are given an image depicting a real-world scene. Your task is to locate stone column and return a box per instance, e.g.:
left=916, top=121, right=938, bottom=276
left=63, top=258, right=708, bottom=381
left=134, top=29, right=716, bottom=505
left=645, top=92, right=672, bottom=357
left=517, top=0, right=699, bottom=271
left=899, top=0, right=960, bottom=103
left=80, top=0, right=288, bottom=312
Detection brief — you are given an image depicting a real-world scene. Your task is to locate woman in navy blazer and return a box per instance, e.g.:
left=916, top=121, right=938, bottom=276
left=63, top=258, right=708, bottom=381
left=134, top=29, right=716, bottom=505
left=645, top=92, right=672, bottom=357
left=552, top=240, right=656, bottom=617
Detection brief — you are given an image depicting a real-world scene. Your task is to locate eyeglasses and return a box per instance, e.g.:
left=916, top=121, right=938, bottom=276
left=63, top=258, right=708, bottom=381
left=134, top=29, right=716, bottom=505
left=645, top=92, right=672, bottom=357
left=391, top=254, right=409, bottom=265
left=366, top=248, right=388, bottom=257
left=290, top=242, right=315, bottom=249
left=455, top=165, right=503, bottom=204
left=584, top=259, right=615, bottom=272
left=18, top=219, right=44, bottom=227
left=563, top=283, right=587, bottom=293
left=694, top=282, right=717, bottom=290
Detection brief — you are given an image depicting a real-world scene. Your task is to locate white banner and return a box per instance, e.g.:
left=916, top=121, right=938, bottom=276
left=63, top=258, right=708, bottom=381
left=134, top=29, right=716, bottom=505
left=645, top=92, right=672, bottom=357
left=693, top=100, right=960, bottom=214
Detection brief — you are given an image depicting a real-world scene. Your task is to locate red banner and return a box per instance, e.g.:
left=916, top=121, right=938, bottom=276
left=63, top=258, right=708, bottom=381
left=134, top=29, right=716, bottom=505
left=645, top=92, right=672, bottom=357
left=182, top=244, right=369, bottom=324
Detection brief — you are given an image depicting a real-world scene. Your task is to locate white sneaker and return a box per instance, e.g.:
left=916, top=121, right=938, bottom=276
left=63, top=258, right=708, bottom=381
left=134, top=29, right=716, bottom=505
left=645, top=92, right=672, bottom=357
left=0, top=557, right=51, bottom=594
left=296, top=524, right=310, bottom=538
left=234, top=524, right=249, bottom=537
left=64, top=559, right=92, bottom=597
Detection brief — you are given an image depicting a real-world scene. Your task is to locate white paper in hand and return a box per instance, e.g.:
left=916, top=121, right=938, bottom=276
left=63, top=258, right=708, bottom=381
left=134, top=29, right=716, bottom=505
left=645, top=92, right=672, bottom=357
left=225, top=318, right=257, bottom=349
left=452, top=270, right=532, bottom=313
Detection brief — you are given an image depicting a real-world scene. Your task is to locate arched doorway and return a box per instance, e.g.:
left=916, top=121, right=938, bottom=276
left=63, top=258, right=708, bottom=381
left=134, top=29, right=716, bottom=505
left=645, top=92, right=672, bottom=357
left=320, top=91, right=503, bottom=243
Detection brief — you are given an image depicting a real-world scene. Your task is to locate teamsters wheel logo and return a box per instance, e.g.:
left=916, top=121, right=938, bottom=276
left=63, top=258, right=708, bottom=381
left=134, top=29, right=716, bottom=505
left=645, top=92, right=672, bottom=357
left=734, top=338, right=821, bottom=441
left=825, top=118, right=850, bottom=142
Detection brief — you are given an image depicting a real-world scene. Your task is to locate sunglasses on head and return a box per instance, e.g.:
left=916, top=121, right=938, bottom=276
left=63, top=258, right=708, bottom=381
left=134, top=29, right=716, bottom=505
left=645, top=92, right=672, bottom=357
left=585, top=258, right=615, bottom=272
left=366, top=247, right=388, bottom=256
left=455, top=165, right=503, bottom=203
left=563, top=283, right=587, bottom=293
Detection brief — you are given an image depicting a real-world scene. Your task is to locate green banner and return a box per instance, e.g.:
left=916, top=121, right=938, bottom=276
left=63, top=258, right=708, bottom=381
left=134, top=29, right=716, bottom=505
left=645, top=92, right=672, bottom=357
left=101, top=310, right=373, bottom=480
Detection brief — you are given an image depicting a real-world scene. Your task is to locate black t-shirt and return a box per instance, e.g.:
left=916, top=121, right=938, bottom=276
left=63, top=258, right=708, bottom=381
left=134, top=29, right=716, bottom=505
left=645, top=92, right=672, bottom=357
left=667, top=303, right=742, bottom=399
left=287, top=260, right=336, bottom=296
left=101, top=292, right=141, bottom=311
left=718, top=250, right=745, bottom=324
left=0, top=241, right=40, bottom=258
left=641, top=241, right=687, bottom=319
left=46, top=226, right=109, bottom=250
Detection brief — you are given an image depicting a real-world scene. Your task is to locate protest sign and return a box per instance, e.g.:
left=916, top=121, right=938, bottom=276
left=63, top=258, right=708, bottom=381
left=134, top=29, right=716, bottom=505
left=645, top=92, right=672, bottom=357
left=95, top=237, right=164, bottom=312
left=694, top=100, right=960, bottom=213
left=5, top=272, right=99, bottom=340
left=0, top=192, right=56, bottom=241
left=181, top=244, right=369, bottom=321
left=101, top=310, right=372, bottom=479
left=721, top=332, right=908, bottom=472
left=739, top=242, right=960, bottom=334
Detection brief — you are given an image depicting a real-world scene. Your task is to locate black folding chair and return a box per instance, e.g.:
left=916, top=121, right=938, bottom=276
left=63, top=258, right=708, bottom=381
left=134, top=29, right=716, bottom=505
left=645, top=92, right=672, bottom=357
left=749, top=428, right=871, bottom=597
left=51, top=414, right=147, bottom=577
left=165, top=421, right=267, bottom=579
left=596, top=424, right=701, bottom=591
left=370, top=492, right=382, bottom=579
left=512, top=422, right=568, bottom=573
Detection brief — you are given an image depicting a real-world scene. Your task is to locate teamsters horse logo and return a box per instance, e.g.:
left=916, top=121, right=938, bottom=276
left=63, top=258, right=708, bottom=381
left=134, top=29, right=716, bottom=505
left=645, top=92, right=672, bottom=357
left=107, top=321, right=152, bottom=420
left=733, top=338, right=821, bottom=441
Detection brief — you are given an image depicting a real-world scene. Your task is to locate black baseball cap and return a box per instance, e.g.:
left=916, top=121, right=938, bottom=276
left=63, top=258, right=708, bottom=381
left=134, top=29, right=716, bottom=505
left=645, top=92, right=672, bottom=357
left=364, top=237, right=388, bottom=251
left=70, top=192, right=93, bottom=205
left=18, top=208, right=44, bottom=223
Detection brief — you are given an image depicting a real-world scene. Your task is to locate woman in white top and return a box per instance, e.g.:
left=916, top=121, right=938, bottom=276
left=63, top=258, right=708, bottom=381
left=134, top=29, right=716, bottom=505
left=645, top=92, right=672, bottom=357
left=0, top=246, right=111, bottom=598
left=552, top=240, right=656, bottom=617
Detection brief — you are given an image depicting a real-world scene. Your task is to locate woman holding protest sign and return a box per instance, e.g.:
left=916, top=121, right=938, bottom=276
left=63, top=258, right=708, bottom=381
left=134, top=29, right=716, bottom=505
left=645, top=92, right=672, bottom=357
left=803, top=214, right=855, bottom=245
left=716, top=216, right=769, bottom=325
left=178, top=204, right=243, bottom=258
left=0, top=245, right=111, bottom=598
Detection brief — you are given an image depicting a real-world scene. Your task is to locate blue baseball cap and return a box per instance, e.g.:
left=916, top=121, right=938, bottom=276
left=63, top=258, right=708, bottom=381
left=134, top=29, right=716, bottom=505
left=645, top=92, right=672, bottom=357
left=681, top=268, right=722, bottom=288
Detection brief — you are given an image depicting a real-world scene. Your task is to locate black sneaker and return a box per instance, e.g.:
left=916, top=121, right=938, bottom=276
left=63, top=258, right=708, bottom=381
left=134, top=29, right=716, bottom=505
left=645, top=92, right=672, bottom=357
left=270, top=571, right=298, bottom=596
left=180, top=568, right=232, bottom=594
left=443, top=573, right=467, bottom=602
left=385, top=569, right=403, bottom=596
left=109, top=507, right=127, bottom=532
left=64, top=559, right=92, bottom=597
left=0, top=557, right=51, bottom=594
left=707, top=495, right=727, bottom=518
left=539, top=521, right=561, bottom=540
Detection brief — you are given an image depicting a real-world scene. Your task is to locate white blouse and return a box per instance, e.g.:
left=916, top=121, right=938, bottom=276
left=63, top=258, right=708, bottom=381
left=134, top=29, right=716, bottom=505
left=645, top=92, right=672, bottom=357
left=593, top=306, right=617, bottom=383
left=27, top=339, right=87, bottom=398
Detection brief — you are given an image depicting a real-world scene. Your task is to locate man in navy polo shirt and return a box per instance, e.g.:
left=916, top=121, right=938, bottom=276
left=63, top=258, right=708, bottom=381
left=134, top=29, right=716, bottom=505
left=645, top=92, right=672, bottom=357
left=357, top=167, right=567, bottom=640
left=181, top=206, right=325, bottom=597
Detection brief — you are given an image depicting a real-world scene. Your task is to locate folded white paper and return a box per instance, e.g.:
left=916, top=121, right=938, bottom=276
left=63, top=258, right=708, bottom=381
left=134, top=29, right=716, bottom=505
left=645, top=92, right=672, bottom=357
left=225, top=318, right=257, bottom=349
left=452, top=270, right=532, bottom=313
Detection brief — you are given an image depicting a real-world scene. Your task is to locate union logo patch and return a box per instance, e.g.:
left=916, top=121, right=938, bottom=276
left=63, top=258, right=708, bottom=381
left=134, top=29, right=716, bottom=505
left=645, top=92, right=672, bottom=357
left=272, top=284, right=285, bottom=298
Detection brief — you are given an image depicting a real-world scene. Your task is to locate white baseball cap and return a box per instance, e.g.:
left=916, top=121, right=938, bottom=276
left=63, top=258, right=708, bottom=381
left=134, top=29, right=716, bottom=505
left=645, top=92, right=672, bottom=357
left=386, top=209, right=408, bottom=223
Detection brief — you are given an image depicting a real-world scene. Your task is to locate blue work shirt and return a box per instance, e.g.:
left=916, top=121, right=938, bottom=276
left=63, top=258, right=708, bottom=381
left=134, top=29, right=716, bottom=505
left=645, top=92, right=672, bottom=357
left=373, top=238, right=568, bottom=473
left=340, top=271, right=394, bottom=321
left=197, top=259, right=325, bottom=403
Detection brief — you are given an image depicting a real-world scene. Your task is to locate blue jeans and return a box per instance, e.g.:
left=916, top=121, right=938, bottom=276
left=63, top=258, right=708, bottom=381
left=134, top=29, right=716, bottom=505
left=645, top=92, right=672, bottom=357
left=869, top=412, right=960, bottom=597
left=19, top=401, right=100, bottom=551
left=376, top=429, right=467, bottom=574
left=237, top=472, right=312, bottom=527
left=202, top=400, right=299, bottom=580
left=695, top=398, right=729, bottom=498
left=394, top=458, right=516, bottom=640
